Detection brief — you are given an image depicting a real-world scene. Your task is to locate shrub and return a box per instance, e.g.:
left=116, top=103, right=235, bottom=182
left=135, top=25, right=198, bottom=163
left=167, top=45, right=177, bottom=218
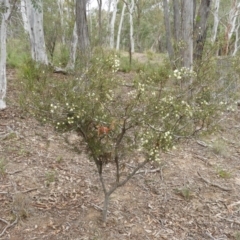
left=19, top=50, right=226, bottom=222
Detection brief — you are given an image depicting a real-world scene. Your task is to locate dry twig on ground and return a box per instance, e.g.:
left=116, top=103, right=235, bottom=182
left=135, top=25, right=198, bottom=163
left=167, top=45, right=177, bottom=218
left=197, top=171, right=232, bottom=192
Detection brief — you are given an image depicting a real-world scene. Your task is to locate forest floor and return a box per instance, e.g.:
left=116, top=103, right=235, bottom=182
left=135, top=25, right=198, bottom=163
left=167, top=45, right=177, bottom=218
left=1, top=66, right=240, bottom=240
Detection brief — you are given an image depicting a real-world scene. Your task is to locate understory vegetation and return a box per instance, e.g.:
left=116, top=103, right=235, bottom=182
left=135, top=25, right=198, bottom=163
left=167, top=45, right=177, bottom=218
left=17, top=48, right=238, bottom=222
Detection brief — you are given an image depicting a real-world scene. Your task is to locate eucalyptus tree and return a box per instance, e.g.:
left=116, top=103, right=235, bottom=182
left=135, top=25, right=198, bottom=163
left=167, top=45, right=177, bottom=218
left=223, top=0, right=240, bottom=55
left=173, top=0, right=181, bottom=43
left=21, top=0, right=48, bottom=64
left=97, top=0, right=103, bottom=45
left=76, top=0, right=90, bottom=56
left=210, top=0, right=240, bottom=56
left=57, top=0, right=65, bottom=44
left=182, top=0, right=194, bottom=69
left=128, top=0, right=135, bottom=53
left=163, top=0, right=212, bottom=68
left=211, top=0, right=220, bottom=43
left=116, top=1, right=126, bottom=50
left=0, top=0, right=10, bottom=109
left=163, top=0, right=174, bottom=62
left=194, top=0, right=211, bottom=61
left=66, top=22, right=78, bottom=70
left=109, top=0, right=119, bottom=48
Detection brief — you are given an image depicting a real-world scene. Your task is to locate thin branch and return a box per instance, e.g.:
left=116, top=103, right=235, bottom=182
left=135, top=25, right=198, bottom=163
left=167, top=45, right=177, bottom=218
left=108, top=158, right=149, bottom=196
left=7, top=168, right=26, bottom=175
left=205, top=231, right=216, bottom=240
left=135, top=167, right=160, bottom=174
left=6, top=0, right=18, bottom=21
left=91, top=203, right=111, bottom=213
left=227, top=200, right=240, bottom=209
left=196, top=140, right=208, bottom=147
left=217, top=215, right=240, bottom=226
left=0, top=216, right=18, bottom=238
left=99, top=172, right=107, bottom=195
left=197, top=171, right=232, bottom=192
left=114, top=118, right=127, bottom=183
left=20, top=188, right=38, bottom=194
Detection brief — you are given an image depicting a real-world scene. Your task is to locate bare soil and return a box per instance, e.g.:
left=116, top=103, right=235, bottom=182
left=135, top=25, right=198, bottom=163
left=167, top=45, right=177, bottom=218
left=1, top=69, right=240, bottom=240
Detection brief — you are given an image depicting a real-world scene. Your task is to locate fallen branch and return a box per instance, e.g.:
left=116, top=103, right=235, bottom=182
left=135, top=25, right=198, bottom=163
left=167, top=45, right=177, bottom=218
left=0, top=216, right=18, bottom=237
left=0, top=133, right=11, bottom=140
left=217, top=215, right=240, bottom=226
left=205, top=231, right=216, bottom=240
left=194, top=154, right=213, bottom=166
left=227, top=200, right=240, bottom=209
left=196, top=140, right=208, bottom=147
left=197, top=172, right=232, bottom=192
left=91, top=203, right=111, bottom=213
left=160, top=165, right=165, bottom=181
left=53, top=67, right=68, bottom=75
left=127, top=163, right=165, bottom=175
left=136, top=168, right=161, bottom=174
left=20, top=188, right=38, bottom=194
left=7, top=168, right=26, bottom=175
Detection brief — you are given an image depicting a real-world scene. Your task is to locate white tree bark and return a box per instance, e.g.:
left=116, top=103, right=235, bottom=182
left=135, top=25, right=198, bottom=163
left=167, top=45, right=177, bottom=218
left=233, top=17, right=240, bottom=55
left=97, top=0, right=103, bottom=44
left=66, top=22, right=78, bottom=70
left=20, top=0, right=28, bottom=32
left=105, top=0, right=112, bottom=46
left=22, top=0, right=48, bottom=64
left=163, top=0, right=174, bottom=61
left=182, top=0, right=193, bottom=70
left=57, top=0, right=65, bottom=44
left=116, top=2, right=126, bottom=50
left=224, top=1, right=240, bottom=54
left=211, top=0, right=220, bottom=43
left=109, top=0, right=119, bottom=48
left=129, top=0, right=135, bottom=53
left=76, top=0, right=90, bottom=55
left=227, top=1, right=240, bottom=41
left=0, top=0, right=10, bottom=110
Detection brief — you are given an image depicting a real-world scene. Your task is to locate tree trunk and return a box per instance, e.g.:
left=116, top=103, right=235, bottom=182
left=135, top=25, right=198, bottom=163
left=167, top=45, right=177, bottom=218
left=223, top=1, right=240, bottom=55
left=129, top=0, right=135, bottom=53
left=233, top=17, right=240, bottom=55
left=116, top=2, right=126, bottom=50
left=163, top=0, right=174, bottom=62
left=102, top=193, right=110, bottom=223
left=182, top=0, right=193, bottom=70
left=76, top=0, right=90, bottom=56
left=57, top=0, right=65, bottom=44
left=109, top=0, right=119, bottom=49
left=23, top=0, right=48, bottom=64
left=20, top=0, right=28, bottom=32
left=97, top=0, right=103, bottom=45
left=193, top=0, right=211, bottom=61
left=173, top=0, right=181, bottom=43
left=66, top=22, right=78, bottom=70
left=211, top=0, right=220, bottom=43
left=0, top=0, right=10, bottom=110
